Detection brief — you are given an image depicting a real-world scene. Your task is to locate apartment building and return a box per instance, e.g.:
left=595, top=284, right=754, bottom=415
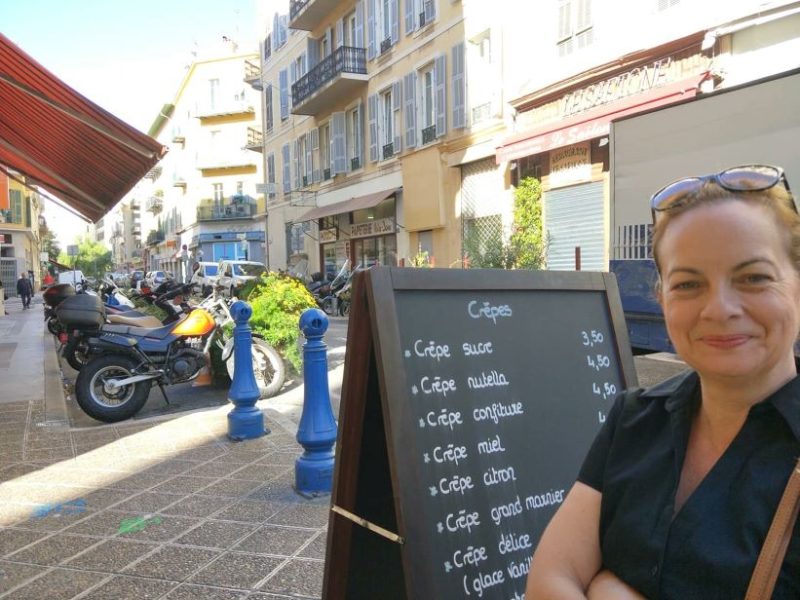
left=0, top=170, right=42, bottom=291
left=496, top=0, right=800, bottom=272
left=142, top=41, right=266, bottom=280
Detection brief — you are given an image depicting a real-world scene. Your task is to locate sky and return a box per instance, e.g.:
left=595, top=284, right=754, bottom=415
left=0, top=0, right=263, bottom=246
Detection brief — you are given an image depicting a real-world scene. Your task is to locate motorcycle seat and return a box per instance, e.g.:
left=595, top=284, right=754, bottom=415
left=102, top=322, right=176, bottom=340
left=107, top=314, right=163, bottom=328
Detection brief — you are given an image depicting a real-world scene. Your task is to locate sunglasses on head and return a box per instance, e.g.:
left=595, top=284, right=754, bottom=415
left=650, top=164, right=796, bottom=222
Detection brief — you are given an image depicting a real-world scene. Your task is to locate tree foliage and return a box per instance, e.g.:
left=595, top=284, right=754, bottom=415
left=41, top=230, right=61, bottom=273
left=57, top=235, right=113, bottom=278
left=463, top=176, right=546, bottom=270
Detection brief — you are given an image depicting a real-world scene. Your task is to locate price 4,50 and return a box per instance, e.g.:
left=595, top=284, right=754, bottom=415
left=586, top=354, right=611, bottom=371
left=592, top=382, right=617, bottom=400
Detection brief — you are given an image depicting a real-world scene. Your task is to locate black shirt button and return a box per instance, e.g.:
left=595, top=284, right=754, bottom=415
left=651, top=565, right=659, bottom=577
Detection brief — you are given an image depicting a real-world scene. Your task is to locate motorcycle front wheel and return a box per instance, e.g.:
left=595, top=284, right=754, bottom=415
left=225, top=337, right=286, bottom=399
left=75, top=355, right=151, bottom=423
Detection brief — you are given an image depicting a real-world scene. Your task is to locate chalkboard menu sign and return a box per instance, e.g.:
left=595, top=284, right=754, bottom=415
left=323, top=267, right=637, bottom=599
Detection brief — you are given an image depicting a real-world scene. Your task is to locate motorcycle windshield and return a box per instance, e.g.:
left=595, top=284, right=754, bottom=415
left=330, top=260, right=351, bottom=287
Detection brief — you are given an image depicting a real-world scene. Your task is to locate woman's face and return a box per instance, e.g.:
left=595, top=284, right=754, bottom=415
left=657, top=200, right=800, bottom=385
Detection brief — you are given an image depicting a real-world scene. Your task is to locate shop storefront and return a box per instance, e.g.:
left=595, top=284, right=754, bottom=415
left=496, top=35, right=710, bottom=271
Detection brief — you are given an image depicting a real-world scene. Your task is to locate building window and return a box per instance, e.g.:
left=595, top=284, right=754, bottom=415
left=344, top=11, right=357, bottom=46
left=557, top=0, right=593, bottom=57
left=209, top=78, right=220, bottom=110
left=213, top=183, right=224, bottom=203
left=382, top=0, right=392, bottom=43
left=347, top=106, right=362, bottom=170
left=236, top=181, right=244, bottom=195
left=213, top=242, right=247, bottom=261
left=9, top=189, right=23, bottom=224
left=320, top=123, right=331, bottom=178
left=421, top=64, right=435, bottom=133
left=267, top=153, right=277, bottom=199
left=380, top=90, right=394, bottom=158
left=468, top=31, right=493, bottom=124
left=265, top=84, right=274, bottom=133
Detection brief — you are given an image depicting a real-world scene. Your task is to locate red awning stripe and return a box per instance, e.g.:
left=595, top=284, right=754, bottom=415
left=496, top=75, right=706, bottom=164
left=0, top=33, right=167, bottom=222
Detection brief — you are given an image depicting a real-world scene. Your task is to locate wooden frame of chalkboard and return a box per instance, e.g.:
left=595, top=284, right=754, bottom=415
left=323, top=267, right=637, bottom=599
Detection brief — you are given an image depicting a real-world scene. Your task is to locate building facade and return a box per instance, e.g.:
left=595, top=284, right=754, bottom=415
left=0, top=170, right=43, bottom=292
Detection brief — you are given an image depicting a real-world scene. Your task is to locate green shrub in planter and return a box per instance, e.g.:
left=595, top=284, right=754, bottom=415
left=242, top=272, right=318, bottom=372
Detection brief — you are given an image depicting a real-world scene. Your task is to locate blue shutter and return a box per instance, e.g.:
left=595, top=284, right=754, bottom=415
left=390, top=0, right=400, bottom=45
left=282, top=143, right=291, bottom=193
left=434, top=53, right=446, bottom=137
left=272, top=14, right=279, bottom=51
left=425, top=0, right=436, bottom=23
left=355, top=0, right=365, bottom=48
left=392, top=80, right=402, bottom=153
left=332, top=112, right=347, bottom=174
left=279, top=69, right=288, bottom=119
left=405, top=0, right=416, bottom=34
left=368, top=94, right=378, bottom=162
left=289, top=62, right=297, bottom=109
left=265, top=83, right=273, bottom=132
left=404, top=72, right=417, bottom=149
left=305, top=134, right=313, bottom=185
left=280, top=15, right=289, bottom=46
left=293, top=139, right=300, bottom=190
left=367, top=0, right=377, bottom=59
left=452, top=42, right=466, bottom=129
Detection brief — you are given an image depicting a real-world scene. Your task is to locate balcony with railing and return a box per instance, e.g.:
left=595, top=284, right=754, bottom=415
left=196, top=198, right=257, bottom=221
left=289, top=0, right=339, bottom=31
left=245, top=127, right=263, bottom=152
left=244, top=58, right=263, bottom=91
left=196, top=150, right=258, bottom=171
left=146, top=230, right=165, bottom=246
left=422, top=124, right=436, bottom=145
left=146, top=196, right=163, bottom=214
left=291, top=46, right=367, bottom=116
left=195, top=98, right=254, bottom=119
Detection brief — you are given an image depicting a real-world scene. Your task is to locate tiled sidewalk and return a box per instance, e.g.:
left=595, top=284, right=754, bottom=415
left=0, top=396, right=328, bottom=599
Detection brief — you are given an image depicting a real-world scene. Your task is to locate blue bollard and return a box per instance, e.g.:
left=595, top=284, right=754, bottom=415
left=295, top=308, right=338, bottom=496
left=227, top=301, right=268, bottom=441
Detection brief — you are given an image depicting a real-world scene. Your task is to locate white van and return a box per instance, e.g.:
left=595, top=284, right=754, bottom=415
left=58, top=270, right=86, bottom=291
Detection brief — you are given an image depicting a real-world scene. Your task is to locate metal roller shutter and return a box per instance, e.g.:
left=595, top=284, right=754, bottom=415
left=544, top=181, right=605, bottom=271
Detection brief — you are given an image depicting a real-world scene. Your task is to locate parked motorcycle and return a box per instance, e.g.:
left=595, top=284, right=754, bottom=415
left=66, top=285, right=285, bottom=423
left=320, top=260, right=351, bottom=316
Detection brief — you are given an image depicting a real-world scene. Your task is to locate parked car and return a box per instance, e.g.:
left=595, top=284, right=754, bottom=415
left=216, top=260, right=266, bottom=298
left=190, top=262, right=219, bottom=296
left=130, top=270, right=145, bottom=290
left=58, top=270, right=86, bottom=291
left=144, top=270, right=173, bottom=288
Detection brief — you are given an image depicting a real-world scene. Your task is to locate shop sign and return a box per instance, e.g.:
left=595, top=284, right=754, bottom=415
left=549, top=142, right=592, bottom=188
left=319, top=228, right=338, bottom=244
left=350, top=218, right=396, bottom=239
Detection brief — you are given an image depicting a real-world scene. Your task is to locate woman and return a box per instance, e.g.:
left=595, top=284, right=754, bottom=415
left=526, top=165, right=800, bottom=599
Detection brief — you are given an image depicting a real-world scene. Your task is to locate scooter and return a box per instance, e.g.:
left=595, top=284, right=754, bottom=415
left=64, top=285, right=285, bottom=423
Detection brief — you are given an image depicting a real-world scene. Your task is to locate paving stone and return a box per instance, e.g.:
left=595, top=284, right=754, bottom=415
left=117, top=515, right=197, bottom=543
left=0, top=559, right=43, bottom=594
left=0, top=527, right=47, bottom=557
left=65, top=538, right=158, bottom=572
left=12, top=505, right=94, bottom=532
left=164, top=583, right=248, bottom=599
left=213, top=500, right=288, bottom=524
left=198, top=478, right=264, bottom=498
left=139, top=460, right=197, bottom=476
left=174, top=520, right=257, bottom=549
left=6, top=532, right=100, bottom=565
left=185, top=460, right=248, bottom=478
left=81, top=575, right=178, bottom=600
left=113, top=491, right=188, bottom=514
left=213, top=450, right=267, bottom=464
left=160, top=494, right=231, bottom=518
left=63, top=509, right=128, bottom=537
left=0, top=464, right=41, bottom=482
left=259, top=558, right=324, bottom=598
left=298, top=531, right=328, bottom=560
left=6, top=567, right=107, bottom=599
left=124, top=544, right=221, bottom=581
left=81, top=488, right=135, bottom=510
left=235, top=525, right=316, bottom=557
left=189, top=552, right=283, bottom=589
left=152, top=476, right=218, bottom=495
left=246, top=483, right=300, bottom=504
left=228, top=464, right=292, bottom=482
left=173, top=447, right=229, bottom=462
left=268, top=503, right=330, bottom=528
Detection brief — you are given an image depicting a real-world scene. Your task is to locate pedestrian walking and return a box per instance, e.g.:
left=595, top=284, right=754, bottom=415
left=17, top=272, right=33, bottom=309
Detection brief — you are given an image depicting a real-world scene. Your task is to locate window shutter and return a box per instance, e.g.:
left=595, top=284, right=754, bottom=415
left=280, top=15, right=289, bottom=46
left=355, top=0, right=365, bottom=48
left=336, top=20, right=344, bottom=48
left=392, top=80, right=402, bottom=153
left=332, top=112, right=347, bottom=174
left=368, top=94, right=378, bottom=162
left=576, top=0, right=591, bottom=30
left=265, top=83, right=274, bottom=132
left=390, top=0, right=400, bottom=45
left=311, top=128, right=321, bottom=182
left=425, top=0, right=436, bottom=23
left=405, top=0, right=416, bottom=34
left=558, top=0, right=572, bottom=40
left=434, top=54, right=447, bottom=137
left=355, top=104, right=364, bottom=167
left=404, top=72, right=417, bottom=149
left=289, top=62, right=297, bottom=109
left=272, top=14, right=279, bottom=51
left=451, top=42, right=466, bottom=129
left=367, top=0, right=377, bottom=59
left=282, top=143, right=291, bottom=193
left=279, top=69, right=288, bottom=119
left=305, top=135, right=313, bottom=185
left=325, top=28, right=333, bottom=55
left=293, top=139, right=300, bottom=190
left=307, top=38, right=319, bottom=69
